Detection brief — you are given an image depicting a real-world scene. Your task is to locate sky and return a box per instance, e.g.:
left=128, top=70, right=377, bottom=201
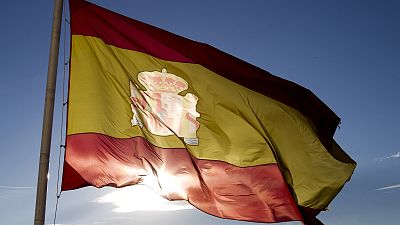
left=0, top=0, right=399, bottom=224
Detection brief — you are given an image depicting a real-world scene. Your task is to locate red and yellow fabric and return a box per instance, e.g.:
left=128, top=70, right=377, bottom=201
left=62, top=0, right=356, bottom=224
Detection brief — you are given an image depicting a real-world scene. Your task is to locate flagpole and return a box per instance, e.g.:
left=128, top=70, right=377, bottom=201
left=34, top=0, right=64, bottom=225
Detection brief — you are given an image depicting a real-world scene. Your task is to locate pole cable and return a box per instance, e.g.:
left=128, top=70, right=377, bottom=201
left=53, top=0, right=69, bottom=224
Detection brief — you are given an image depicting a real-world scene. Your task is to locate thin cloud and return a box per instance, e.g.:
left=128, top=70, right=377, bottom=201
left=0, top=185, right=35, bottom=201
left=377, top=152, right=400, bottom=161
left=50, top=224, right=104, bottom=225
left=50, top=223, right=105, bottom=225
left=376, top=184, right=400, bottom=191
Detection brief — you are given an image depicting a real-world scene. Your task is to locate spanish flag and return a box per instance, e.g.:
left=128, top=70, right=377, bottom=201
left=62, top=0, right=356, bottom=224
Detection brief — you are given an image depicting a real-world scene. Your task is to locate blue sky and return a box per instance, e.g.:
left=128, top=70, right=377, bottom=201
left=0, top=0, right=399, bottom=224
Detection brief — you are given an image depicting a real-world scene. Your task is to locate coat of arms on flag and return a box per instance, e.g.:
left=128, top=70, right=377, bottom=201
left=130, top=69, right=200, bottom=145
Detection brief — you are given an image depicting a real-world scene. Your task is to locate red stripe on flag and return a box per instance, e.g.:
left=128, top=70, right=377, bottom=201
left=62, top=161, right=90, bottom=190
left=62, top=133, right=303, bottom=223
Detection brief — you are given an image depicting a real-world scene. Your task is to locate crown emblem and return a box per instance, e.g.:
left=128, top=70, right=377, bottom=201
left=138, top=68, right=188, bottom=93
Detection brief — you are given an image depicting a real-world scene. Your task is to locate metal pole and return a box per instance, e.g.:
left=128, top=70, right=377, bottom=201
left=34, top=0, right=64, bottom=224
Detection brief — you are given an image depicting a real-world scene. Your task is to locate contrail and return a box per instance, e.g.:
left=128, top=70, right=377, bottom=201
left=0, top=186, right=35, bottom=189
left=378, top=152, right=400, bottom=161
left=376, top=184, right=400, bottom=191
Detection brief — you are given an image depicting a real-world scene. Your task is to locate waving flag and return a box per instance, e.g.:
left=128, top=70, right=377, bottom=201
left=62, top=0, right=356, bottom=224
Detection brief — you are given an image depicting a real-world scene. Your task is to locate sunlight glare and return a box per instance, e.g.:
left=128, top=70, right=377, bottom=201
left=95, top=185, right=194, bottom=212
